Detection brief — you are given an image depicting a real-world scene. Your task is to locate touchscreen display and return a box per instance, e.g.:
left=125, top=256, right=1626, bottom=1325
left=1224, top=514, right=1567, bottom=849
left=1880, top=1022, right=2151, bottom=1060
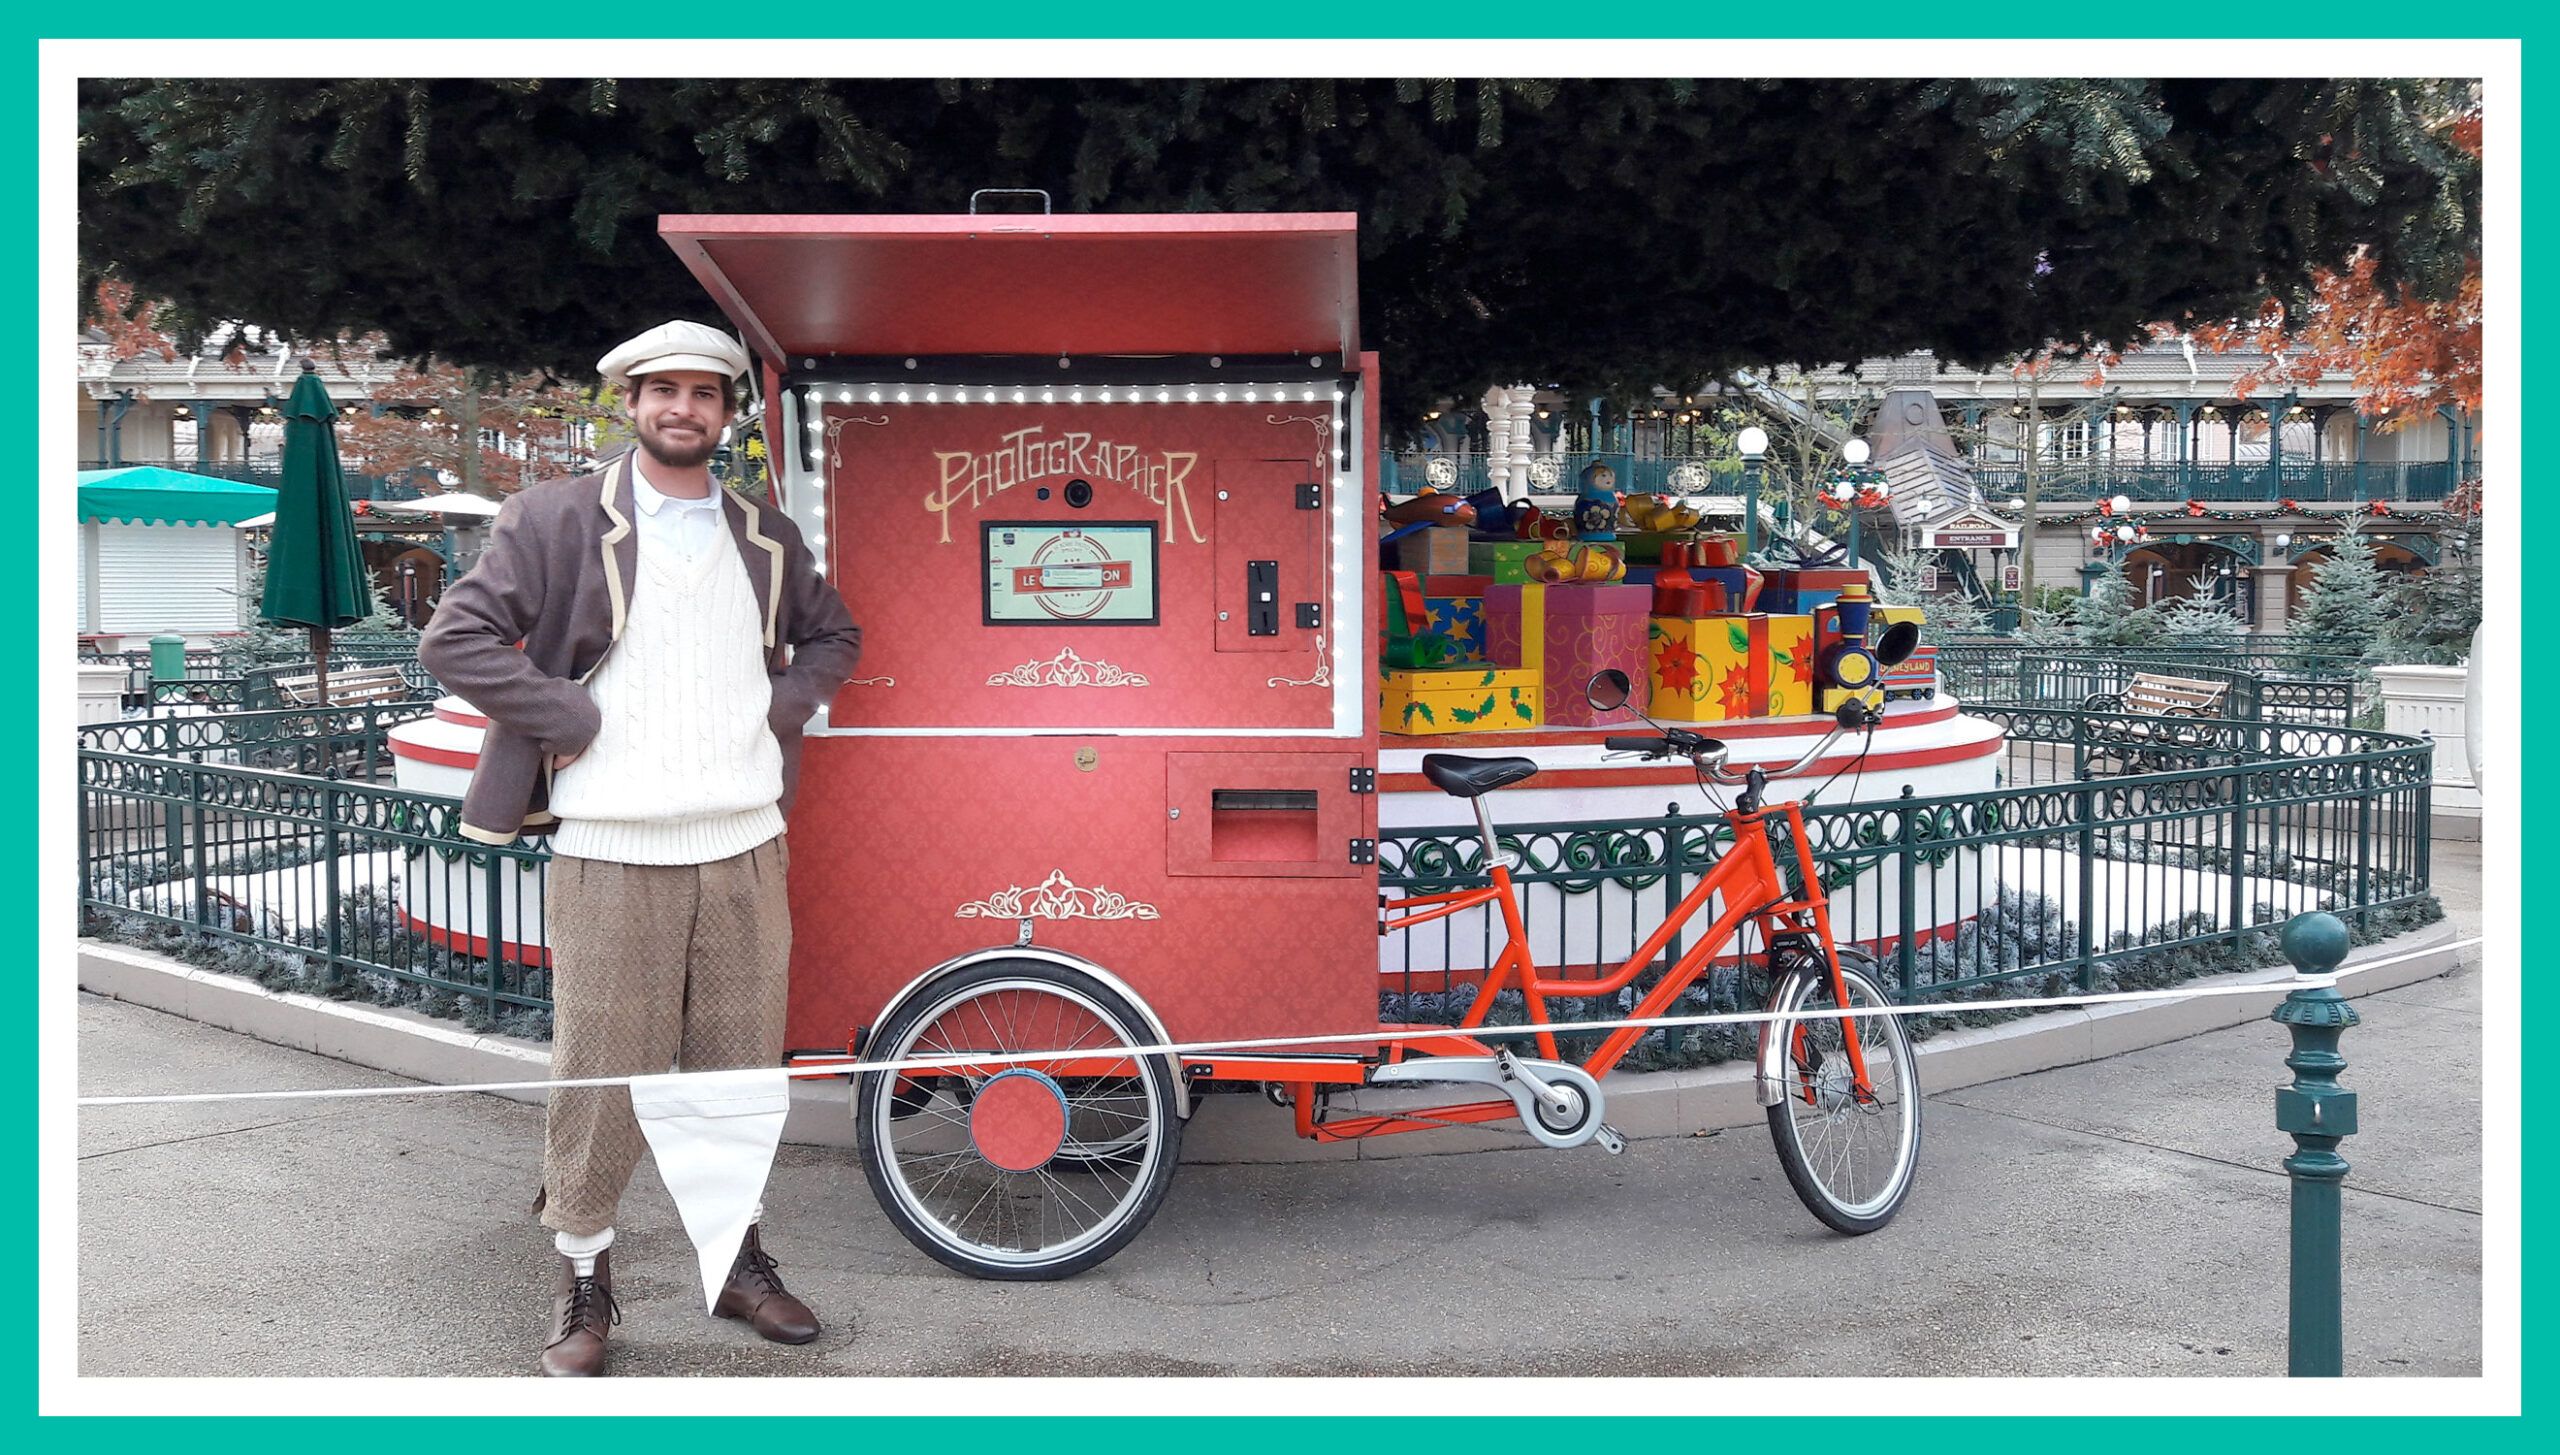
left=982, top=521, right=1160, bottom=625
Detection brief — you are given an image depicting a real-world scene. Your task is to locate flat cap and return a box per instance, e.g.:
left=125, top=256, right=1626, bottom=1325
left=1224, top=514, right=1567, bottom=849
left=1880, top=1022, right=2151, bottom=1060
left=597, top=320, right=751, bottom=390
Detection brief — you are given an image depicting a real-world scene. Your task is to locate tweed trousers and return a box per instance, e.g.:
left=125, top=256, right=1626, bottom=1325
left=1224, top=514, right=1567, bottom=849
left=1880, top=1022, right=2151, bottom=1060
left=539, top=835, right=792, bottom=1237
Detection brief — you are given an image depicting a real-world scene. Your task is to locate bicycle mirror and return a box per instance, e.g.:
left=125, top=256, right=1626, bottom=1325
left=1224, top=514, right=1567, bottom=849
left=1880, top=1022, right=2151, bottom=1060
left=1585, top=669, right=1631, bottom=713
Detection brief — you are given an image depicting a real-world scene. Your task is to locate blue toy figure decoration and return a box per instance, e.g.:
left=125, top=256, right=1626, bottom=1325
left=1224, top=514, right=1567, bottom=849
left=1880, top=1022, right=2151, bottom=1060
left=1573, top=461, right=1621, bottom=541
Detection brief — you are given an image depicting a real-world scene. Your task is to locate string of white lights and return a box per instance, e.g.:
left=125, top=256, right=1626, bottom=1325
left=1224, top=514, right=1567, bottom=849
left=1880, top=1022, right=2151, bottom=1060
left=798, top=384, right=1344, bottom=408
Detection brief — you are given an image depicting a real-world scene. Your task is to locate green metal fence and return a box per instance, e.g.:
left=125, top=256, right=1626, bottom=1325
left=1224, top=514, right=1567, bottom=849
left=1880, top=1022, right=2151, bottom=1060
left=1383, top=451, right=1735, bottom=499
left=1377, top=708, right=2432, bottom=1062
left=80, top=701, right=438, bottom=781
left=79, top=738, right=550, bottom=1027
left=81, top=699, right=2431, bottom=1044
left=1384, top=453, right=2468, bottom=505
left=1971, top=460, right=2461, bottom=504
left=1933, top=646, right=2360, bottom=726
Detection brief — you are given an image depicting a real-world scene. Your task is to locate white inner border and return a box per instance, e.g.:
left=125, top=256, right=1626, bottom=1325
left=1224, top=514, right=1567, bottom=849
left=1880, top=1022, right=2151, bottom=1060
left=42, top=35, right=2520, bottom=1421
left=775, top=381, right=1366, bottom=736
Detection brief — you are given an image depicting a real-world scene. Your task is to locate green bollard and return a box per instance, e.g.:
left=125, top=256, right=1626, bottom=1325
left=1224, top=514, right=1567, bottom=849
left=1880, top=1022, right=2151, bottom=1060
left=148, top=632, right=188, bottom=685
left=2271, top=911, right=2357, bottom=1377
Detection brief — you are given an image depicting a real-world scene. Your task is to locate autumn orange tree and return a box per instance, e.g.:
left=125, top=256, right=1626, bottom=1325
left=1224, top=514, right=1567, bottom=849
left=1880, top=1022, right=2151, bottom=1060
left=335, top=349, right=615, bottom=497
left=85, top=277, right=180, bottom=362
left=2184, top=100, right=2481, bottom=432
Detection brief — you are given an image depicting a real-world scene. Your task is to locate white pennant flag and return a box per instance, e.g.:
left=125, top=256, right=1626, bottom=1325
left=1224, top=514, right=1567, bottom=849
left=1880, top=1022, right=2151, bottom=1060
left=630, top=1067, right=793, bottom=1312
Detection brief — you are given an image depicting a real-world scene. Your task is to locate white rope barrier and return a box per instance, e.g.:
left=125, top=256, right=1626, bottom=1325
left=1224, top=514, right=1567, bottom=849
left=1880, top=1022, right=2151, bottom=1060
left=76, top=934, right=2480, bottom=1109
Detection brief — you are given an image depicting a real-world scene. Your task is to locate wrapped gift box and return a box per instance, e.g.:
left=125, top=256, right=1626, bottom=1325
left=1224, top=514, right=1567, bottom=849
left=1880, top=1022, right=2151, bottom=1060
left=1615, top=529, right=1714, bottom=567
left=1758, top=567, right=1869, bottom=616
left=1485, top=582, right=1652, bottom=727
left=1381, top=570, right=1454, bottom=669
left=1468, top=538, right=1544, bottom=584
left=1420, top=574, right=1492, bottom=664
left=1648, top=613, right=1816, bottom=722
left=1395, top=528, right=1474, bottom=576
left=1380, top=665, right=1543, bottom=736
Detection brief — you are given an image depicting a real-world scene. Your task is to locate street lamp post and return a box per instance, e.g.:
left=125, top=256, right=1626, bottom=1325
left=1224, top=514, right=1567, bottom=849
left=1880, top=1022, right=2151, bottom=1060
left=1738, top=426, right=1769, bottom=558
left=1841, top=438, right=1872, bottom=568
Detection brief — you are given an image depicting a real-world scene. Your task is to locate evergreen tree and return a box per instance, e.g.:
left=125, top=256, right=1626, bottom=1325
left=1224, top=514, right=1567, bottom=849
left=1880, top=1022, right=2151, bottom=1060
left=2288, top=527, right=2393, bottom=666
left=2071, top=564, right=2166, bottom=648
left=2153, top=571, right=2248, bottom=647
left=2373, top=512, right=2484, bottom=665
left=78, top=78, right=2481, bottom=421
left=2012, top=605, right=2078, bottom=646
left=1880, top=547, right=1987, bottom=635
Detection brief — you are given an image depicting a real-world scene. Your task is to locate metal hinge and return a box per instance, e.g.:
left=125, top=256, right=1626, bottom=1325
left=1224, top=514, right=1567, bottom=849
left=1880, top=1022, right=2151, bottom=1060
left=1297, top=602, right=1322, bottom=629
left=1348, top=837, right=1376, bottom=864
left=1296, top=482, right=1323, bottom=510
left=1349, top=766, right=1375, bottom=794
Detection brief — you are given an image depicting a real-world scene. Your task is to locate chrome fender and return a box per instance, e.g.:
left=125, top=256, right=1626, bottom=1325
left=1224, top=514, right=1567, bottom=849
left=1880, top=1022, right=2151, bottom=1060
left=1755, top=949, right=1881, bottom=1109
left=870, top=943, right=1192, bottom=1119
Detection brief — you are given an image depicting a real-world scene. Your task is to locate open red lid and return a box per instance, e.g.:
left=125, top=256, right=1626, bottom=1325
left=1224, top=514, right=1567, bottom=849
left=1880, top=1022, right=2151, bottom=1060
left=658, top=212, right=1360, bottom=365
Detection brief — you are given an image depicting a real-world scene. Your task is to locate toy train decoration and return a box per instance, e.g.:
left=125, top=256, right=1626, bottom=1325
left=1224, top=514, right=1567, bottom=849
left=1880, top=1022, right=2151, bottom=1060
left=1810, top=582, right=1925, bottom=714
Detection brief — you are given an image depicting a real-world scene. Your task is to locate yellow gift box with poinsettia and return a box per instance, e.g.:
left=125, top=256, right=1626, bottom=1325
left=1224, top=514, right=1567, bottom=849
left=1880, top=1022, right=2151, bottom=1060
left=1647, top=613, right=1816, bottom=722
left=1379, top=665, right=1544, bottom=736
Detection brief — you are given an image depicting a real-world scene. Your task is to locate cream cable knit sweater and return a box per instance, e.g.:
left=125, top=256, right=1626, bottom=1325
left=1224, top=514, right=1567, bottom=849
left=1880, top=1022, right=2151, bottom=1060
left=548, top=528, right=783, bottom=865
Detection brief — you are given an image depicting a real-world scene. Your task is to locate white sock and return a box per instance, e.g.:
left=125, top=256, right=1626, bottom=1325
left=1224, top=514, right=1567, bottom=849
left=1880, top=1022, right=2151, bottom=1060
left=556, top=1225, right=614, bottom=1277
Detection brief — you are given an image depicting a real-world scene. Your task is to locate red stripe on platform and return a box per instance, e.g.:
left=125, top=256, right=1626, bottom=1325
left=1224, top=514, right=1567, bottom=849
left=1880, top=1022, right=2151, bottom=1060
left=390, top=738, right=480, bottom=769
left=1380, top=698, right=1955, bottom=750
left=399, top=907, right=550, bottom=969
left=1379, top=731, right=1999, bottom=794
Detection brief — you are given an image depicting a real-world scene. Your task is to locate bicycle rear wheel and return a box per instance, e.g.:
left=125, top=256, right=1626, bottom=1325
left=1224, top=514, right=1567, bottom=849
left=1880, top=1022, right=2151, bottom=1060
left=855, top=959, right=1183, bottom=1279
left=1764, top=954, right=1921, bottom=1235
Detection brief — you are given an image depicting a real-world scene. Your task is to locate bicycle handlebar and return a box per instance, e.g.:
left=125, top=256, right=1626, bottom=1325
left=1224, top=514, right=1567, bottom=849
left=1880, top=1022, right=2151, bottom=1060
left=1599, top=702, right=1881, bottom=782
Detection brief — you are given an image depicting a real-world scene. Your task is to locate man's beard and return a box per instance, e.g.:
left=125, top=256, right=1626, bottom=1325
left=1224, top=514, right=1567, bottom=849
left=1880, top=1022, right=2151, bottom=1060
left=638, top=419, right=719, bottom=469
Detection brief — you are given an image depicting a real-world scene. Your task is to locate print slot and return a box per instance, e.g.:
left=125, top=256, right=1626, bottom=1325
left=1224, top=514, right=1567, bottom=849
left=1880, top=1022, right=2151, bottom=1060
left=1209, top=788, right=1319, bottom=862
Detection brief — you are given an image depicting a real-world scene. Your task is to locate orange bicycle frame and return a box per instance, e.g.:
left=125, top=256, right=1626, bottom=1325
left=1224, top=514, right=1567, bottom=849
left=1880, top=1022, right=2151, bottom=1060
left=1350, top=798, right=1874, bottom=1140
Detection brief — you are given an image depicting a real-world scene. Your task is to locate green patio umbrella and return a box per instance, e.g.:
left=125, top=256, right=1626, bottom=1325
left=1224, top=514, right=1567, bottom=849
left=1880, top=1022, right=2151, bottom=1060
left=260, top=362, right=373, bottom=704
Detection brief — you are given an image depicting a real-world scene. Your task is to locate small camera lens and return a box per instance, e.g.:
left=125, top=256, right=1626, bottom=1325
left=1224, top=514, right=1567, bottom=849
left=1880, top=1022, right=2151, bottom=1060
left=1064, top=479, right=1094, bottom=509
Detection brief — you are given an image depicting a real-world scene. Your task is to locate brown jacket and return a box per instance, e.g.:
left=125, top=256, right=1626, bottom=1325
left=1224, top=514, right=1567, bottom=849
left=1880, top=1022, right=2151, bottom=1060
left=420, top=451, right=860, bottom=846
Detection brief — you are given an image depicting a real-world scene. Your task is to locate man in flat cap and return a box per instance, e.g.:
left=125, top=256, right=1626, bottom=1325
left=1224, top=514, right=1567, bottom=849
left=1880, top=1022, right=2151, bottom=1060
left=423, top=320, right=860, bottom=1377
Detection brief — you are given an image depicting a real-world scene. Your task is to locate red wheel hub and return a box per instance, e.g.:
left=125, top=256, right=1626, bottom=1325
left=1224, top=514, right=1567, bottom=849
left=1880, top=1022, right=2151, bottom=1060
left=969, top=1069, right=1070, bottom=1173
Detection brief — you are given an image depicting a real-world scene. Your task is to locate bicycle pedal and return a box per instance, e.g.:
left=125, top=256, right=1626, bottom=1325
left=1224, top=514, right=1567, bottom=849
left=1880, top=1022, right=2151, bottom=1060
left=1593, top=1123, right=1626, bottom=1155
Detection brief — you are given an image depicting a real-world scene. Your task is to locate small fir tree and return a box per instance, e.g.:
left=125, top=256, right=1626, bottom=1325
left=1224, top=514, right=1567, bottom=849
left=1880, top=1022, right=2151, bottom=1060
left=2373, top=512, right=2483, bottom=666
left=2289, top=527, right=2394, bottom=665
left=1880, top=547, right=1988, bottom=636
left=2153, top=571, right=2248, bottom=647
left=2071, top=563, right=2166, bottom=648
left=2012, top=605, right=2078, bottom=646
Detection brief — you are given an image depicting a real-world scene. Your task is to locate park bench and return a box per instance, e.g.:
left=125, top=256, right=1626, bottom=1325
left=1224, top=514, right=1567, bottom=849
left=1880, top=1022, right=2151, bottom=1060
left=257, top=664, right=418, bottom=776
left=2080, top=671, right=2232, bottom=776
left=270, top=664, right=413, bottom=709
left=2084, top=671, right=2231, bottom=720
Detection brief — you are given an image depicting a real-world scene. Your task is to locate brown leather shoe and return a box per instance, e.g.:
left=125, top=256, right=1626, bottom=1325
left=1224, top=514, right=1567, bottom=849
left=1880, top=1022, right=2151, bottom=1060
left=541, top=1249, right=619, bottom=1377
left=713, top=1225, right=820, bottom=1344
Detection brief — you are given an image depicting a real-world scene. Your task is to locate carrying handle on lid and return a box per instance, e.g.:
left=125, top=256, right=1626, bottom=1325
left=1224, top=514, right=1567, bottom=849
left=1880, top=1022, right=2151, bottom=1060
left=969, top=188, right=1053, bottom=215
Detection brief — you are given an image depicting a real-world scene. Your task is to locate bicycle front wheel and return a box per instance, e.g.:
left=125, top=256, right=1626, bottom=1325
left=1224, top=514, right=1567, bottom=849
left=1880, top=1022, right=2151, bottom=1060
left=1764, top=954, right=1921, bottom=1235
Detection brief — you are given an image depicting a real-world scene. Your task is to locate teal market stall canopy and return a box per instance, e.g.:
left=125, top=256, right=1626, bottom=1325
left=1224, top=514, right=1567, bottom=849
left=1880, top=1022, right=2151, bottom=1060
left=79, top=466, right=277, bottom=527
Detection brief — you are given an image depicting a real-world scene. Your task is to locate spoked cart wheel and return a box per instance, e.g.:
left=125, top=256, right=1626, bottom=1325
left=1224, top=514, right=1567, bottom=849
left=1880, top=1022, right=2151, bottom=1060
left=1764, top=950, right=1922, bottom=1235
left=854, top=958, right=1184, bottom=1279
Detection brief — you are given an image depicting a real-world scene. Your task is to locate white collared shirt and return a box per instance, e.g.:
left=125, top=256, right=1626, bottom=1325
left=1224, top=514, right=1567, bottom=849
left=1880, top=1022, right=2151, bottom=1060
left=630, top=455, right=726, bottom=563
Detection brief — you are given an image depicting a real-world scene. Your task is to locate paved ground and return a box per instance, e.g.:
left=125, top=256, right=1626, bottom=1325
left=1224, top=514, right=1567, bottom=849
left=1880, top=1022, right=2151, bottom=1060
left=75, top=842, right=2482, bottom=1378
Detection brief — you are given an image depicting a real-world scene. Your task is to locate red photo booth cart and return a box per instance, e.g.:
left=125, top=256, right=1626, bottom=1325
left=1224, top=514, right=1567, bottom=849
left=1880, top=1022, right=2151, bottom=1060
left=658, top=208, right=1926, bottom=1279
left=664, top=210, right=1394, bottom=1273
